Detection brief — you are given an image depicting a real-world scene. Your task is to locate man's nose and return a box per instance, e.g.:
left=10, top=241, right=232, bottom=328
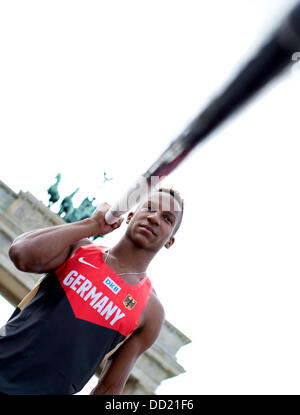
left=147, top=211, right=160, bottom=225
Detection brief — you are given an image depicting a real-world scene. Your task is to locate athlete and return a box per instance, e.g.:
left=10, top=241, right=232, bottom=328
left=0, top=188, right=184, bottom=395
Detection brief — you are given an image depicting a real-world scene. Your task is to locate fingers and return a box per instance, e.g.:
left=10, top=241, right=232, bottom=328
left=94, top=202, right=124, bottom=232
left=111, top=217, right=124, bottom=230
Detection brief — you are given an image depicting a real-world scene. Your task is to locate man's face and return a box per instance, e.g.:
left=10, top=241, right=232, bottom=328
left=125, top=191, right=182, bottom=252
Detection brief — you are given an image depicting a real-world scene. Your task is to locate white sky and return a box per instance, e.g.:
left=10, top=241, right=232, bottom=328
left=1, top=0, right=300, bottom=395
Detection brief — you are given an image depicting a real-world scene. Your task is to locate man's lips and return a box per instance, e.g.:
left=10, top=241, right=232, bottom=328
left=139, top=225, right=157, bottom=236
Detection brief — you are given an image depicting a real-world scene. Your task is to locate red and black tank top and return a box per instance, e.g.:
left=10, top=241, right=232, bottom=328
left=0, top=244, right=152, bottom=394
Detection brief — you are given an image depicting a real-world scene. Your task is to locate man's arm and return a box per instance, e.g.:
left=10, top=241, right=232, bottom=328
left=8, top=203, right=123, bottom=274
left=90, top=298, right=165, bottom=395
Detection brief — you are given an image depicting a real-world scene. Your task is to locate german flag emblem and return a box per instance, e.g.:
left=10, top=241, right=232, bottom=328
left=123, top=295, right=137, bottom=310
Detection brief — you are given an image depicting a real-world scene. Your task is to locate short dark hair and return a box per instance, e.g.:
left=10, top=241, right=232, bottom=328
left=157, top=187, right=184, bottom=235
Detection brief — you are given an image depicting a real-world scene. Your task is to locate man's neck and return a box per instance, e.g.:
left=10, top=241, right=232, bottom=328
left=107, top=236, right=155, bottom=275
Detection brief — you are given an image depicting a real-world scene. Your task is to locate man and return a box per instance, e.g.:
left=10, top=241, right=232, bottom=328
left=0, top=188, right=184, bottom=395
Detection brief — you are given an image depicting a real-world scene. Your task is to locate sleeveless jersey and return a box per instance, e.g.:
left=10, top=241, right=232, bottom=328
left=0, top=244, right=152, bottom=394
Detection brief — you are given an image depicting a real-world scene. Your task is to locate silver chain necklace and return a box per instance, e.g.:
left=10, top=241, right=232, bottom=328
left=104, top=250, right=146, bottom=276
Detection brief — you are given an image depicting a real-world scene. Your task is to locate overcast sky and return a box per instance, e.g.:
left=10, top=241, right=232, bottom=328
left=1, top=0, right=300, bottom=395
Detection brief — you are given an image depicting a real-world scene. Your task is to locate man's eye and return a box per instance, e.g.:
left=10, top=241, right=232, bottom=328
left=163, top=214, right=172, bottom=224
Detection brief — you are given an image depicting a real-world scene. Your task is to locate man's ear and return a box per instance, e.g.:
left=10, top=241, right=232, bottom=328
left=126, top=212, right=134, bottom=224
left=164, top=236, right=175, bottom=249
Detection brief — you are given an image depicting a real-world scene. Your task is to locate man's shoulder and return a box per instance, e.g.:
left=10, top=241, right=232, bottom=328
left=69, top=238, right=93, bottom=256
left=151, top=288, right=164, bottom=311
left=135, top=290, right=165, bottom=347
left=69, top=239, right=108, bottom=257
left=146, top=289, right=165, bottom=326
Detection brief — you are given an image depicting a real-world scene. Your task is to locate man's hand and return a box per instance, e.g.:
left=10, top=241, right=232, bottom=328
left=90, top=202, right=124, bottom=236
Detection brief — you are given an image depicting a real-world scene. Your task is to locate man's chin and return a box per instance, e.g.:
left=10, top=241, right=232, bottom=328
left=128, top=232, right=156, bottom=250
left=132, top=234, right=152, bottom=249
left=126, top=227, right=162, bottom=251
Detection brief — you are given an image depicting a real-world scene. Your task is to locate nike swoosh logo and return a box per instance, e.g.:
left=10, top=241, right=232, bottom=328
left=78, top=257, right=100, bottom=269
